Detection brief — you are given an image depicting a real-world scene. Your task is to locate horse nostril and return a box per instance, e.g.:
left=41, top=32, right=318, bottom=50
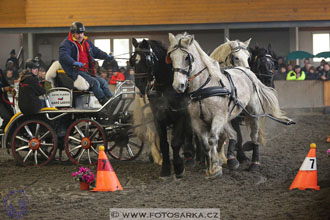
left=180, top=83, right=185, bottom=90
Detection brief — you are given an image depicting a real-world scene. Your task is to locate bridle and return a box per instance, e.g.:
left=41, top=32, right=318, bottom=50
left=131, top=47, right=159, bottom=80
left=224, top=42, right=250, bottom=67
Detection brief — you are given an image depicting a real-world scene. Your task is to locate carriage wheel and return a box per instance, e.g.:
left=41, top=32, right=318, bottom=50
left=11, top=120, right=57, bottom=167
left=107, top=126, right=144, bottom=161
left=65, top=119, right=106, bottom=165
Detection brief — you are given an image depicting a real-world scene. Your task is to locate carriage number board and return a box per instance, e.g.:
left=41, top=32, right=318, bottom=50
left=48, top=91, right=71, bottom=107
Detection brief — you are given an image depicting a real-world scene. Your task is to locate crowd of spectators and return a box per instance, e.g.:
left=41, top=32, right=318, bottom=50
left=273, top=57, right=330, bottom=81
left=2, top=49, right=135, bottom=89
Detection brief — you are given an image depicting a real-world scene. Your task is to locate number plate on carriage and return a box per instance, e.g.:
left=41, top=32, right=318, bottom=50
left=48, top=90, right=72, bottom=107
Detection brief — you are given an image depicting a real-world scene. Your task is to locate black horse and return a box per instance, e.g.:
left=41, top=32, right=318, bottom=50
left=130, top=38, right=193, bottom=178
left=249, top=44, right=276, bottom=88
left=232, top=44, right=277, bottom=170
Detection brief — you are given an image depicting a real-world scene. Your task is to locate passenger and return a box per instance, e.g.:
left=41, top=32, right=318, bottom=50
left=0, top=68, right=15, bottom=131
left=18, top=59, right=46, bottom=115
left=59, top=21, right=113, bottom=105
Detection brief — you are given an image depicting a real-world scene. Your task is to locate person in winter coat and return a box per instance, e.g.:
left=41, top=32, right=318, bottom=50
left=59, top=21, right=114, bottom=105
left=18, top=59, right=46, bottom=115
left=0, top=68, right=15, bottom=131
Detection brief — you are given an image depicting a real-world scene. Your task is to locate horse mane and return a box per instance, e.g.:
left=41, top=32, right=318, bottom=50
left=148, top=40, right=167, bottom=58
left=210, top=42, right=232, bottom=65
left=192, top=38, right=222, bottom=80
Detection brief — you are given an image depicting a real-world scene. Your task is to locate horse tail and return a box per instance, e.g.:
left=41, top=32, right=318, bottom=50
left=255, top=80, right=289, bottom=145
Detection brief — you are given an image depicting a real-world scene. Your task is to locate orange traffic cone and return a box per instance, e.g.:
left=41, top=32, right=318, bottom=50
left=91, top=146, right=123, bottom=192
left=289, top=143, right=320, bottom=190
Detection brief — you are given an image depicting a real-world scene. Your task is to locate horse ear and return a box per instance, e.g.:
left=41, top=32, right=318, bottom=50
left=267, top=43, right=272, bottom=51
left=169, top=33, right=176, bottom=45
left=132, top=38, right=138, bottom=48
left=244, top=38, right=252, bottom=47
left=225, top=37, right=230, bottom=43
left=189, top=34, right=194, bottom=45
left=141, top=39, right=150, bottom=49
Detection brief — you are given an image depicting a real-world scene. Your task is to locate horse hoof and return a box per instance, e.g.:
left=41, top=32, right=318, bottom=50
left=248, top=163, right=260, bottom=172
left=206, top=169, right=223, bottom=179
left=242, top=141, right=254, bottom=151
left=160, top=164, right=171, bottom=177
left=175, top=168, right=185, bottom=179
left=184, top=158, right=196, bottom=169
left=227, top=158, right=239, bottom=170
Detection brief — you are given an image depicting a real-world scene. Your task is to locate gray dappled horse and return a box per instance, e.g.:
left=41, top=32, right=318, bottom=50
left=167, top=32, right=292, bottom=178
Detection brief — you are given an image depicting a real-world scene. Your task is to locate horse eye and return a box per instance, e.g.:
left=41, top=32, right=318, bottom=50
left=234, top=57, right=239, bottom=61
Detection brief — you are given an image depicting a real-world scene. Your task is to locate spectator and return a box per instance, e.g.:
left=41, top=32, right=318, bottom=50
left=94, top=60, right=101, bottom=76
left=102, top=53, right=119, bottom=72
left=18, top=59, right=46, bottom=115
left=286, top=65, right=306, bottom=80
left=273, top=65, right=287, bottom=80
left=110, top=70, right=125, bottom=85
left=38, top=67, right=47, bottom=81
left=320, top=63, right=330, bottom=81
left=35, top=53, right=47, bottom=70
left=301, top=60, right=311, bottom=74
left=306, top=66, right=320, bottom=80
left=99, top=68, right=109, bottom=81
left=59, top=21, right=113, bottom=105
left=5, top=49, right=19, bottom=71
left=274, top=56, right=284, bottom=71
left=0, top=68, right=15, bottom=131
left=316, top=59, right=326, bottom=73
left=126, top=68, right=135, bottom=81
left=5, top=60, right=19, bottom=79
left=5, top=69, right=15, bottom=85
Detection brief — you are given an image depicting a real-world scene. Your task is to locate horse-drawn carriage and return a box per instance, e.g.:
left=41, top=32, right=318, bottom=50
left=1, top=80, right=144, bottom=167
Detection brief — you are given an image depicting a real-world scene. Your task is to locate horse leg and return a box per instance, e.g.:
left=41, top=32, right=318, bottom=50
left=231, top=117, right=249, bottom=164
left=224, top=123, right=240, bottom=170
left=207, top=117, right=226, bottom=178
left=183, top=119, right=196, bottom=168
left=157, top=123, right=171, bottom=178
left=217, top=132, right=227, bottom=165
left=248, top=117, right=261, bottom=171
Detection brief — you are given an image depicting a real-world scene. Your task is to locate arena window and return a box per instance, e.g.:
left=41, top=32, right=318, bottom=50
left=313, top=33, right=330, bottom=62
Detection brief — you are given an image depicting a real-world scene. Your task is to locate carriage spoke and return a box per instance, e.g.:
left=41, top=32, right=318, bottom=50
left=74, top=126, right=85, bottom=138
left=85, top=122, right=90, bottom=136
left=16, top=145, right=30, bottom=151
left=24, top=125, right=34, bottom=138
left=126, top=144, right=134, bottom=157
left=109, top=143, right=116, bottom=152
left=40, top=143, right=54, bottom=146
left=89, top=129, right=99, bottom=139
left=90, top=146, right=99, bottom=155
left=34, top=150, right=38, bottom=165
left=35, top=123, right=40, bottom=138
left=87, top=149, right=92, bottom=164
left=23, top=149, right=33, bottom=162
left=39, top=148, right=49, bottom=159
left=39, top=131, right=50, bottom=141
left=119, top=146, right=124, bottom=159
left=128, top=141, right=141, bottom=148
left=15, top=136, right=30, bottom=143
left=91, top=140, right=104, bottom=144
left=69, top=145, right=82, bottom=153
left=77, top=149, right=86, bottom=162
left=68, top=136, right=81, bottom=143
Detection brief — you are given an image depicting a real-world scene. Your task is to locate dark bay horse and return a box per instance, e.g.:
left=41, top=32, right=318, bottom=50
left=130, top=38, right=192, bottom=178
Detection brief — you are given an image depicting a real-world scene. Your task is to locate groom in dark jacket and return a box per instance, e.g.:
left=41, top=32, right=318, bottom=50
left=59, top=21, right=113, bottom=105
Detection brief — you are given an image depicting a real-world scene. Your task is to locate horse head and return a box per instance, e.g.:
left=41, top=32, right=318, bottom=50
left=249, top=45, right=276, bottom=87
left=210, top=38, right=251, bottom=68
left=168, top=32, right=221, bottom=93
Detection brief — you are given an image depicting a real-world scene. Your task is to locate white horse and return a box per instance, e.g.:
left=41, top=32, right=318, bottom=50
left=210, top=38, right=251, bottom=68
left=168, top=32, right=291, bottom=178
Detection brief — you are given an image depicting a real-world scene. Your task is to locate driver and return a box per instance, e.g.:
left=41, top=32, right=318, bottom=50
left=59, top=21, right=113, bottom=105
